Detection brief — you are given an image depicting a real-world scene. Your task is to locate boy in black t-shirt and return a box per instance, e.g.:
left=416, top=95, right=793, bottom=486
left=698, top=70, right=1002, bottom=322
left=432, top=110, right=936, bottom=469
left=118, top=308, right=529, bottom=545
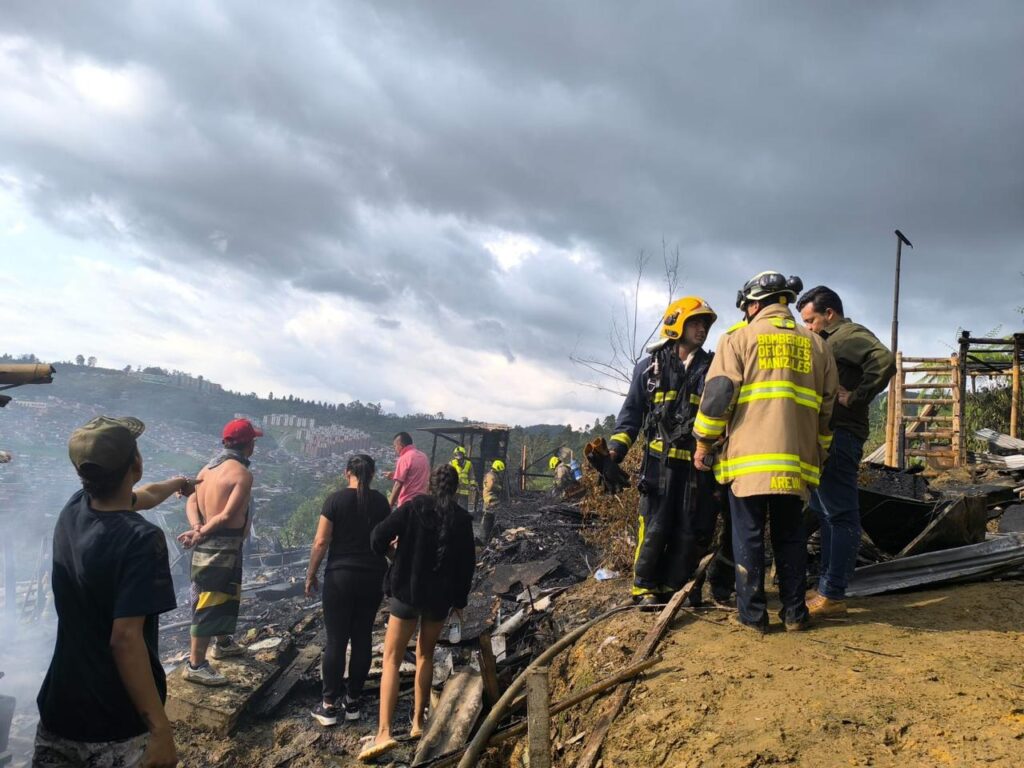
left=34, top=416, right=198, bottom=768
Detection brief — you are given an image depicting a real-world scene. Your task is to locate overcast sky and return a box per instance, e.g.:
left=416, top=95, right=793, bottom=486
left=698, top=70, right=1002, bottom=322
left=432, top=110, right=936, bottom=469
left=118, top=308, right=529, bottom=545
left=1, top=2, right=1022, bottom=427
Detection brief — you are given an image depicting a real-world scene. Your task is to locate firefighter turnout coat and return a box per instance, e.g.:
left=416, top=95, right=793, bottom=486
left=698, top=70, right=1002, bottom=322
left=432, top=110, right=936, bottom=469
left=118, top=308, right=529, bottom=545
left=693, top=303, right=838, bottom=500
left=610, top=346, right=713, bottom=466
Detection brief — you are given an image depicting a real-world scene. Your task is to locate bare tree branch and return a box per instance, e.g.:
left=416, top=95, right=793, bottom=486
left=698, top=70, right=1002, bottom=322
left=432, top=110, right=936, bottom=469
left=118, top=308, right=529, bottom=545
left=662, top=237, right=680, bottom=301
left=570, top=242, right=685, bottom=396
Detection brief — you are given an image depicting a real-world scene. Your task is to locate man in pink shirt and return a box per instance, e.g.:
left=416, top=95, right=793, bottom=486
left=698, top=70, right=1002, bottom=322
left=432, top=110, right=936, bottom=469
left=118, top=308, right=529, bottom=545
left=384, top=432, right=430, bottom=508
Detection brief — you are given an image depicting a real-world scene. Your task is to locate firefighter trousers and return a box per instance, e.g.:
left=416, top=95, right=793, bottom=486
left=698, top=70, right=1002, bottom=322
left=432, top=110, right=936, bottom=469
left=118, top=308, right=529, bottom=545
left=633, top=459, right=731, bottom=597
left=729, top=491, right=809, bottom=628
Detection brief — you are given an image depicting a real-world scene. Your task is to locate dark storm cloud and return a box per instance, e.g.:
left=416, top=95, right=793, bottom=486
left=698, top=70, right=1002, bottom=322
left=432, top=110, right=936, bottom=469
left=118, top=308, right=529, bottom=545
left=2, top=0, right=1023, bottom=375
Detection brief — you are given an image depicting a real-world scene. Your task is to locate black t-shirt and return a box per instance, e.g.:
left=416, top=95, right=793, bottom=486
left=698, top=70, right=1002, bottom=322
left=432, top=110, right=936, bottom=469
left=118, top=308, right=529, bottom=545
left=37, top=490, right=177, bottom=742
left=321, top=488, right=390, bottom=573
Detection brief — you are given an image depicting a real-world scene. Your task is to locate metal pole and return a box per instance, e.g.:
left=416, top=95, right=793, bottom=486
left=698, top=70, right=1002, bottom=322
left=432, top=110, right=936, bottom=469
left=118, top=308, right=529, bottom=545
left=891, top=230, right=913, bottom=351
left=891, top=236, right=902, bottom=355
left=886, top=230, right=913, bottom=467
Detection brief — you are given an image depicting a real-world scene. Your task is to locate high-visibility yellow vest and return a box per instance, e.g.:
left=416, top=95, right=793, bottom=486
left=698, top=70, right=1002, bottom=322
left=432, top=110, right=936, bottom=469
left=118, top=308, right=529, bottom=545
left=450, top=458, right=475, bottom=495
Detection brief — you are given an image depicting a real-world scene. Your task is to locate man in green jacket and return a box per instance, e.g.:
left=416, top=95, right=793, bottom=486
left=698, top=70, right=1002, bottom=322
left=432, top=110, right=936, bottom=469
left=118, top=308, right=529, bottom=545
left=797, top=286, right=896, bottom=616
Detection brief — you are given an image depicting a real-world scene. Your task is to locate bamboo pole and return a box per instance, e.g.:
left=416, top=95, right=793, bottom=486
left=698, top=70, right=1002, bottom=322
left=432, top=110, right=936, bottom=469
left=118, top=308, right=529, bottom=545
left=574, top=554, right=714, bottom=768
left=885, top=355, right=899, bottom=466
left=1011, top=335, right=1021, bottom=440
left=887, top=352, right=904, bottom=467
left=419, top=656, right=662, bottom=767
left=953, top=353, right=965, bottom=467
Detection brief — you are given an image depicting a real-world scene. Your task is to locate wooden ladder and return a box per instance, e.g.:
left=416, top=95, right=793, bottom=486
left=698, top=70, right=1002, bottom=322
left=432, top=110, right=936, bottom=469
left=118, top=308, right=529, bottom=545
left=884, top=353, right=963, bottom=468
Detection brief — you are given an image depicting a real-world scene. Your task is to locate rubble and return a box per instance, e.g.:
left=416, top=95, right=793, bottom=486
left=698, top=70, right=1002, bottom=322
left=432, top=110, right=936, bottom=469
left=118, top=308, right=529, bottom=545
left=166, top=655, right=279, bottom=736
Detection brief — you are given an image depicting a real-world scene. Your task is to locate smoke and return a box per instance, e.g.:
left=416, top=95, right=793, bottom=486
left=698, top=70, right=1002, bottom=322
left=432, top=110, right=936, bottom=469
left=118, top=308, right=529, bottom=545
left=0, top=607, right=54, bottom=760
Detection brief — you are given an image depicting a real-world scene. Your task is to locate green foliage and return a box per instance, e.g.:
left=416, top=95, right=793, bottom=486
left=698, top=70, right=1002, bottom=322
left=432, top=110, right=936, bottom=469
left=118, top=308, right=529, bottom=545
left=864, top=393, right=888, bottom=455
left=280, top=482, right=336, bottom=547
left=965, top=386, right=1012, bottom=451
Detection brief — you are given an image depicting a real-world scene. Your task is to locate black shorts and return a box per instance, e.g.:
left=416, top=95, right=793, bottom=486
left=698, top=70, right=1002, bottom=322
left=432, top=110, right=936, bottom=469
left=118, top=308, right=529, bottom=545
left=388, top=597, right=449, bottom=623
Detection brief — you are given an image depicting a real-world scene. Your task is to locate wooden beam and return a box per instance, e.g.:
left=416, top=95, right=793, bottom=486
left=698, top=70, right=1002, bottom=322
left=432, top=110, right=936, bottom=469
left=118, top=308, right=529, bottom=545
left=478, top=632, right=501, bottom=710
left=252, top=644, right=322, bottom=717
left=527, top=668, right=552, bottom=768
left=413, top=671, right=484, bottom=765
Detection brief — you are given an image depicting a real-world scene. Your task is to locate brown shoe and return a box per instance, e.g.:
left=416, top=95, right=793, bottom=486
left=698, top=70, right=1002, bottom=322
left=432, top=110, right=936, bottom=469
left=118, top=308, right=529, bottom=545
left=806, top=593, right=847, bottom=617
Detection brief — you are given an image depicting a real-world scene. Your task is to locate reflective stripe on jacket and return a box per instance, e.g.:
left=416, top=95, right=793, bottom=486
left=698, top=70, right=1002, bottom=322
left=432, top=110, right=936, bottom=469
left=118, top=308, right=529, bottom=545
left=610, top=347, right=712, bottom=464
left=694, top=304, right=838, bottom=500
left=450, top=458, right=475, bottom=494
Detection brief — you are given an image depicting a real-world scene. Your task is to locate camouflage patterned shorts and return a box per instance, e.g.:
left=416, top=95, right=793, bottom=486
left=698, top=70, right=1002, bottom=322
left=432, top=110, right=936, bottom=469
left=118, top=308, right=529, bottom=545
left=33, top=724, right=148, bottom=768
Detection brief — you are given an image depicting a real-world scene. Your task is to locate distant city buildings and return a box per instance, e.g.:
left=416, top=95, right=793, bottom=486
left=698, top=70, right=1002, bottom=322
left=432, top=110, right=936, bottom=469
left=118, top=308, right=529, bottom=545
left=250, top=413, right=373, bottom=458
left=129, top=370, right=224, bottom=393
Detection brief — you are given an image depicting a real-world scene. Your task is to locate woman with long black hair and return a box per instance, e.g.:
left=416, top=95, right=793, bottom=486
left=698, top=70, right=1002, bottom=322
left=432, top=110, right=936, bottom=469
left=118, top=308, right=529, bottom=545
left=358, top=464, right=476, bottom=762
left=305, top=453, right=390, bottom=726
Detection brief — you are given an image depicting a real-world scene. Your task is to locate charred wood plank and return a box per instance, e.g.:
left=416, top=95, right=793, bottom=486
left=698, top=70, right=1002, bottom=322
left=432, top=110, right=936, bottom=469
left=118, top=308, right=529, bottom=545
left=252, top=643, right=321, bottom=717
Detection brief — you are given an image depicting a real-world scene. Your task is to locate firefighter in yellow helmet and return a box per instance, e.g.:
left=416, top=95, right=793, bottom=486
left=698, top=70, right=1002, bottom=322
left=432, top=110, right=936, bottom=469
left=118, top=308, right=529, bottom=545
left=547, top=455, right=568, bottom=497
left=450, top=445, right=476, bottom=508
left=606, top=296, right=735, bottom=608
left=479, top=459, right=506, bottom=542
left=693, top=271, right=837, bottom=632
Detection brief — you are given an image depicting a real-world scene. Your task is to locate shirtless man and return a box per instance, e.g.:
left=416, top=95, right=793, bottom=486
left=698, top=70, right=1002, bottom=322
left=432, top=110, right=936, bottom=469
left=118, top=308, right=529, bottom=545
left=177, top=418, right=261, bottom=686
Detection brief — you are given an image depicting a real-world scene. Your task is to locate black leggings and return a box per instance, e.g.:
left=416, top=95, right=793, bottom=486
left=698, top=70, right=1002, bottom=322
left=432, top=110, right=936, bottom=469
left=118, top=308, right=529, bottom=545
left=321, top=568, right=383, bottom=702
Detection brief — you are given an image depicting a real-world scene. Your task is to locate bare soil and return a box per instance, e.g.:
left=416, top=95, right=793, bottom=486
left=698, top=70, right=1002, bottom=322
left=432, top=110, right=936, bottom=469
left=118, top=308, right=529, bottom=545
left=528, top=576, right=1024, bottom=768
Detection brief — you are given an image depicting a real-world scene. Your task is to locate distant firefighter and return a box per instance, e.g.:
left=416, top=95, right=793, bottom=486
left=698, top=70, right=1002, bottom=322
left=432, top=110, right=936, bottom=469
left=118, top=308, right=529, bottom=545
left=450, top=445, right=476, bottom=508
left=480, top=459, right=505, bottom=542
left=549, top=455, right=580, bottom=498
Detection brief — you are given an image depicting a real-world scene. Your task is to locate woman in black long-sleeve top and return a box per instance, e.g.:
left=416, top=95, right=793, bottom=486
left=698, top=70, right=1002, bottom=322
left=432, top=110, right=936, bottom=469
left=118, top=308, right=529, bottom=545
left=359, top=465, right=476, bottom=762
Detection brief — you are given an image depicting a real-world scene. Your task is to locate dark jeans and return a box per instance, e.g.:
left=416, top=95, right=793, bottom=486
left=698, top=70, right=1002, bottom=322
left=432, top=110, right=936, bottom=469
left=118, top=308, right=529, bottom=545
left=321, top=568, right=383, bottom=702
left=729, top=491, right=808, bottom=627
left=633, top=460, right=730, bottom=596
left=808, top=428, right=865, bottom=600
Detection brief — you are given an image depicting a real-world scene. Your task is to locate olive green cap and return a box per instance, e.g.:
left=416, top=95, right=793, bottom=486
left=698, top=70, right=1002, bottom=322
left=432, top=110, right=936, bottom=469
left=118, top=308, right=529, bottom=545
left=68, top=416, right=145, bottom=473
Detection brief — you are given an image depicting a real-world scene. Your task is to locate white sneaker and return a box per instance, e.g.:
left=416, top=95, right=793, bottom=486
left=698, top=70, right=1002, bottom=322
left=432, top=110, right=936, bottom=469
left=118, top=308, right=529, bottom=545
left=343, top=696, right=361, bottom=721
left=183, top=661, right=229, bottom=687
left=210, top=638, right=245, bottom=659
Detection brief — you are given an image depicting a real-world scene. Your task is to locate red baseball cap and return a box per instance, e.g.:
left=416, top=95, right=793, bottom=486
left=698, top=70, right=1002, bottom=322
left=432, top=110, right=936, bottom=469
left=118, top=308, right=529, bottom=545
left=222, top=418, right=263, bottom=444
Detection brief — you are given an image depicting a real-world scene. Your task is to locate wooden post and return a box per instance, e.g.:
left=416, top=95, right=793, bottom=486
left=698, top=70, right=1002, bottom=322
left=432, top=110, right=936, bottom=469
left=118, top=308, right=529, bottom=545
left=478, top=632, right=501, bottom=710
left=1011, top=334, right=1021, bottom=440
left=520, top=444, right=528, bottom=492
left=526, top=667, right=552, bottom=768
left=885, top=382, right=897, bottom=467
left=952, top=353, right=964, bottom=468
left=887, top=352, right=904, bottom=467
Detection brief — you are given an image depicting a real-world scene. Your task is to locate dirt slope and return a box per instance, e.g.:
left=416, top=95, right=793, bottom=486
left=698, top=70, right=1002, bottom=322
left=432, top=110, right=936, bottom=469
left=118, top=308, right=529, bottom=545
left=537, top=578, right=1024, bottom=768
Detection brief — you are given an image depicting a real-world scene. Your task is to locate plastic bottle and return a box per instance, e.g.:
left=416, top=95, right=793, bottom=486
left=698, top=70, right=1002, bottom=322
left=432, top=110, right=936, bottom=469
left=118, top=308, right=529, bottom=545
left=570, top=459, right=583, bottom=482
left=448, top=614, right=462, bottom=644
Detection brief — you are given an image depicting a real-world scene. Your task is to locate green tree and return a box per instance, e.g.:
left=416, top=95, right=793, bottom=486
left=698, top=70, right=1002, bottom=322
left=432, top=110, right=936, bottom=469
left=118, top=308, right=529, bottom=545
left=280, top=483, right=335, bottom=547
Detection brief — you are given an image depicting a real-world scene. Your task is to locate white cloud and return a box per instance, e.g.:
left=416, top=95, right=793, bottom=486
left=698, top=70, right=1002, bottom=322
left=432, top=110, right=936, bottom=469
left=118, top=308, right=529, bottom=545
left=483, top=232, right=540, bottom=271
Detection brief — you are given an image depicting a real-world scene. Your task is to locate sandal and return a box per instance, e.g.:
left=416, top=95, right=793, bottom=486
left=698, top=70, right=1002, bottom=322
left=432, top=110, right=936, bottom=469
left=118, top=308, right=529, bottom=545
left=357, top=738, right=398, bottom=763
